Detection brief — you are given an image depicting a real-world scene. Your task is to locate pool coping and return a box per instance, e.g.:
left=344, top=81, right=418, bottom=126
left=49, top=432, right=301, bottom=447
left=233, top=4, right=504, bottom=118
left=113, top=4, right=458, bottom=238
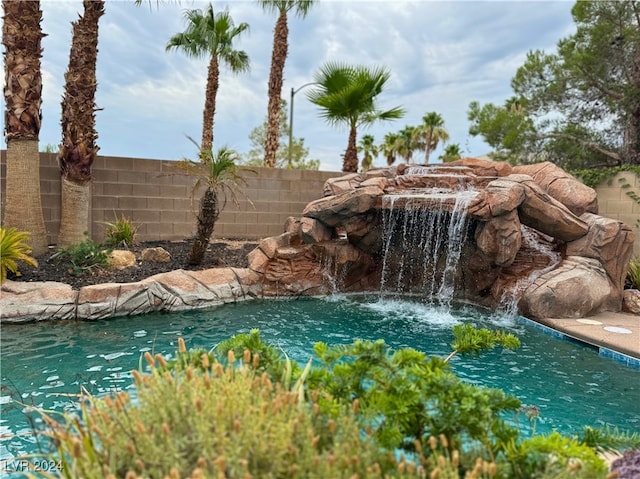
left=520, top=312, right=640, bottom=368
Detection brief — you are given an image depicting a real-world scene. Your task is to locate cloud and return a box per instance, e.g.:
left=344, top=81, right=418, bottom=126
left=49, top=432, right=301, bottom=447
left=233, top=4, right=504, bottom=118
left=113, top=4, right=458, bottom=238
left=13, top=1, right=576, bottom=172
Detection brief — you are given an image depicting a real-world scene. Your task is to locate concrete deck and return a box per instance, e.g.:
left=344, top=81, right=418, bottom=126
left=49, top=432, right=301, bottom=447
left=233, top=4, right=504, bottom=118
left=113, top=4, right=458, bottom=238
left=526, top=311, right=640, bottom=367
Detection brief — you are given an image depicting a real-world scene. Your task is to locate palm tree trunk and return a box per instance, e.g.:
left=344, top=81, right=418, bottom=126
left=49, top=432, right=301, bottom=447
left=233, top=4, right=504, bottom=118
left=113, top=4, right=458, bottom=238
left=188, top=187, right=219, bottom=265
left=201, top=56, right=220, bottom=152
left=264, top=12, right=288, bottom=168
left=2, top=0, right=47, bottom=256
left=58, top=179, right=91, bottom=247
left=3, top=141, right=48, bottom=256
left=343, top=126, right=359, bottom=172
left=58, top=0, right=104, bottom=247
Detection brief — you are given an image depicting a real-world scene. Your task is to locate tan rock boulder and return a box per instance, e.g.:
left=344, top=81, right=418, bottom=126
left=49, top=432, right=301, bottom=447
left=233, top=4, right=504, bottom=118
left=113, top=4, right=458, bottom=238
left=475, top=210, right=522, bottom=267
left=450, top=157, right=513, bottom=177
left=622, top=290, right=640, bottom=315
left=108, top=250, right=137, bottom=269
left=300, top=217, right=333, bottom=244
left=468, top=178, right=526, bottom=220
left=141, top=246, right=171, bottom=263
left=323, top=173, right=364, bottom=196
left=303, top=185, right=383, bottom=227
left=520, top=257, right=612, bottom=319
left=0, top=280, right=78, bottom=323
left=512, top=162, right=598, bottom=216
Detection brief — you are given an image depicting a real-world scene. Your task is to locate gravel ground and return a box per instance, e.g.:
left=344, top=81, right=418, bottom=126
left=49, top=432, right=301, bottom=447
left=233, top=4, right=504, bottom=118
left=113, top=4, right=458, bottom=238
left=7, top=239, right=258, bottom=290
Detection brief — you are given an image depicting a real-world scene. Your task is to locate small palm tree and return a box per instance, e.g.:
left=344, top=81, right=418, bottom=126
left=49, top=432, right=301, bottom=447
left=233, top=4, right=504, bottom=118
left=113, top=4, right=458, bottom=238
left=439, top=143, right=462, bottom=163
left=176, top=139, right=253, bottom=265
left=395, top=125, right=419, bottom=164
left=357, top=134, right=379, bottom=172
left=307, top=62, right=405, bottom=172
left=415, top=111, right=450, bottom=163
left=381, top=132, right=400, bottom=166
left=167, top=4, right=250, bottom=152
left=258, top=0, right=316, bottom=168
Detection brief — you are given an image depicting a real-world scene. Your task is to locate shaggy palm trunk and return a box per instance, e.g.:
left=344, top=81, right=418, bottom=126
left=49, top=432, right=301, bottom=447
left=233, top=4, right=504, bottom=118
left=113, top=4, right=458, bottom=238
left=264, top=12, right=288, bottom=168
left=3, top=141, right=48, bottom=255
left=188, top=187, right=219, bottom=265
left=201, top=56, right=220, bottom=152
left=342, top=127, right=359, bottom=172
left=58, top=0, right=104, bottom=247
left=2, top=0, right=47, bottom=256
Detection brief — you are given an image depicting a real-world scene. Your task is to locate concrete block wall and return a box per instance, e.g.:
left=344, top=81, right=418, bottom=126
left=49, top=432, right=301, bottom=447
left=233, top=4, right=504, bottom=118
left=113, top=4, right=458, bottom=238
left=594, top=172, right=640, bottom=257
left=1, top=151, right=341, bottom=244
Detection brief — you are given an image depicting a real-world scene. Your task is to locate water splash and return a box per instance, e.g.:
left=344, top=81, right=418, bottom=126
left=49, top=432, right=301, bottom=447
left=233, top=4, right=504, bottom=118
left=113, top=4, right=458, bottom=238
left=380, top=189, right=477, bottom=303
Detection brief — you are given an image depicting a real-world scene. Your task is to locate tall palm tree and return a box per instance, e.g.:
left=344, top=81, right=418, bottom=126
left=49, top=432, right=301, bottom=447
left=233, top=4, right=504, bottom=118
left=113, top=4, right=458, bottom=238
left=381, top=132, right=400, bottom=166
left=414, top=111, right=450, bottom=163
left=357, top=134, right=378, bottom=172
left=58, top=0, right=105, bottom=247
left=2, top=0, right=47, bottom=256
left=176, top=140, right=252, bottom=265
left=167, top=5, right=250, bottom=152
left=258, top=0, right=315, bottom=168
left=307, top=62, right=405, bottom=172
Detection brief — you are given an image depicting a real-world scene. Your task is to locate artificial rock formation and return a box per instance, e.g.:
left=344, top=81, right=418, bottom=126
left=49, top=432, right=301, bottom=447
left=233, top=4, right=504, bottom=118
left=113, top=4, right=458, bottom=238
left=247, top=159, right=634, bottom=319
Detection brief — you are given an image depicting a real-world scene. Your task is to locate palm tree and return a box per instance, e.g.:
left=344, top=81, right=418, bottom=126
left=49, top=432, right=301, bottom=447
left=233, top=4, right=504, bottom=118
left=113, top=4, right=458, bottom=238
left=357, top=134, right=379, bottom=172
left=439, top=143, right=462, bottom=163
left=2, top=0, right=47, bottom=256
left=381, top=132, right=400, bottom=166
left=58, top=0, right=105, bottom=247
left=414, top=111, right=450, bottom=163
left=167, top=4, right=250, bottom=152
left=307, top=62, right=405, bottom=172
left=176, top=139, right=253, bottom=265
left=258, top=0, right=315, bottom=168
left=395, top=125, right=419, bottom=164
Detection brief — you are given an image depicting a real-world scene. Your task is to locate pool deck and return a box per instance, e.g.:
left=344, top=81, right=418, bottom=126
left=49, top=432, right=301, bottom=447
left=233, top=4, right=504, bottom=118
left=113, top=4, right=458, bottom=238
left=525, top=312, right=640, bottom=367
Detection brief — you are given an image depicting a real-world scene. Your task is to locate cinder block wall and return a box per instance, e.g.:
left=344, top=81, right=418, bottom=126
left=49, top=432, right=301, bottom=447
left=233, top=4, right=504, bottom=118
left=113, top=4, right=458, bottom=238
left=594, top=172, right=640, bottom=256
left=1, top=151, right=341, bottom=244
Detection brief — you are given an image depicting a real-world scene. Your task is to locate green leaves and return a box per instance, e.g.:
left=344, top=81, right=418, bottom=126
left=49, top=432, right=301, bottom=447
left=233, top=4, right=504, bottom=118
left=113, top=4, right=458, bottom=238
left=447, top=323, right=520, bottom=362
left=0, top=226, right=38, bottom=283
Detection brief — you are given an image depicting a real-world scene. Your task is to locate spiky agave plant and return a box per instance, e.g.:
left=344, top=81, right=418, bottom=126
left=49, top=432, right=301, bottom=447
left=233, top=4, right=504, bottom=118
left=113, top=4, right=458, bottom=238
left=0, top=226, right=38, bottom=283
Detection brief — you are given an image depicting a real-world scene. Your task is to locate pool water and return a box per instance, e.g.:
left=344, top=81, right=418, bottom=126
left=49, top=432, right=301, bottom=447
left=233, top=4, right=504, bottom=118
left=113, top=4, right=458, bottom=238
left=1, top=295, right=639, bottom=464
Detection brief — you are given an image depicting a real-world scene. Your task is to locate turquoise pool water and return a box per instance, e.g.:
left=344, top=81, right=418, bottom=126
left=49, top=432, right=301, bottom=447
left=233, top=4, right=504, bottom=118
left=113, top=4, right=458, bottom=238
left=1, top=295, right=639, bottom=466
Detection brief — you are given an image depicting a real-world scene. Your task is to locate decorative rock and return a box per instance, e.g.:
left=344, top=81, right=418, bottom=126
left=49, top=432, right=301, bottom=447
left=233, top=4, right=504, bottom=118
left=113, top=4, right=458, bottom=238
left=300, top=217, right=333, bottom=244
left=512, top=162, right=598, bottom=216
left=303, top=185, right=383, bottom=227
left=520, top=257, right=612, bottom=319
left=450, top=157, right=513, bottom=177
left=475, top=210, right=522, bottom=267
left=141, top=246, right=171, bottom=263
left=0, top=280, right=78, bottom=323
left=108, top=250, right=137, bottom=269
left=622, top=289, right=640, bottom=315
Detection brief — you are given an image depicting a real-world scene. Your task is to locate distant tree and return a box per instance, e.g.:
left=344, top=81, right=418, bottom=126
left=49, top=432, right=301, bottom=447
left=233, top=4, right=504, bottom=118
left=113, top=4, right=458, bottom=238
left=58, top=0, right=104, bottom=247
left=166, top=4, right=250, bottom=152
left=394, top=125, right=419, bottom=164
left=439, top=143, right=462, bottom=163
left=470, top=1, right=640, bottom=168
left=357, top=134, right=378, bottom=172
left=381, top=132, right=400, bottom=166
left=2, top=0, right=47, bottom=256
left=258, top=0, right=316, bottom=168
left=244, top=99, right=319, bottom=169
left=307, top=62, right=405, bottom=172
left=40, top=144, right=58, bottom=153
left=414, top=112, right=449, bottom=163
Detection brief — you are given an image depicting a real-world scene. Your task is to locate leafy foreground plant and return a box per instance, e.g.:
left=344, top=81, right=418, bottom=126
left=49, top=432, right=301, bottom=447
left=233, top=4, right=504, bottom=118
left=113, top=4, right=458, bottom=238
left=101, top=213, right=138, bottom=248
left=50, top=233, right=111, bottom=276
left=0, top=226, right=38, bottom=283
left=28, top=330, right=612, bottom=479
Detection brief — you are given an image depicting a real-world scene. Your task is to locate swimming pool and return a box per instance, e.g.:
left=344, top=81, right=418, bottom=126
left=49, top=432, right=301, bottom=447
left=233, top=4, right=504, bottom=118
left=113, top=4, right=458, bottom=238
left=1, top=295, right=639, bottom=466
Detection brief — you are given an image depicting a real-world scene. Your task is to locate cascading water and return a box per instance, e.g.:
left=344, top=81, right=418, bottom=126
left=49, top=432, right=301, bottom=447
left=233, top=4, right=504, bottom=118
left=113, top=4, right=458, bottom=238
left=380, top=188, right=477, bottom=302
left=499, top=225, right=562, bottom=315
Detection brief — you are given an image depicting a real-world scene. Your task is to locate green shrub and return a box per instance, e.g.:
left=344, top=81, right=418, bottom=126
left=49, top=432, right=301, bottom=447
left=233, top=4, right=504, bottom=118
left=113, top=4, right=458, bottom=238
left=102, top=213, right=137, bottom=247
left=51, top=234, right=110, bottom=276
left=506, top=432, right=607, bottom=478
left=628, top=257, right=640, bottom=289
left=0, top=226, right=38, bottom=283
left=39, top=350, right=433, bottom=479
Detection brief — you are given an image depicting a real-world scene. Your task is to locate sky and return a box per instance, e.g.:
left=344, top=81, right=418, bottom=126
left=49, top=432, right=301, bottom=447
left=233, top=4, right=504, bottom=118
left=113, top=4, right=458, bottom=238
left=29, top=0, right=576, bottom=172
